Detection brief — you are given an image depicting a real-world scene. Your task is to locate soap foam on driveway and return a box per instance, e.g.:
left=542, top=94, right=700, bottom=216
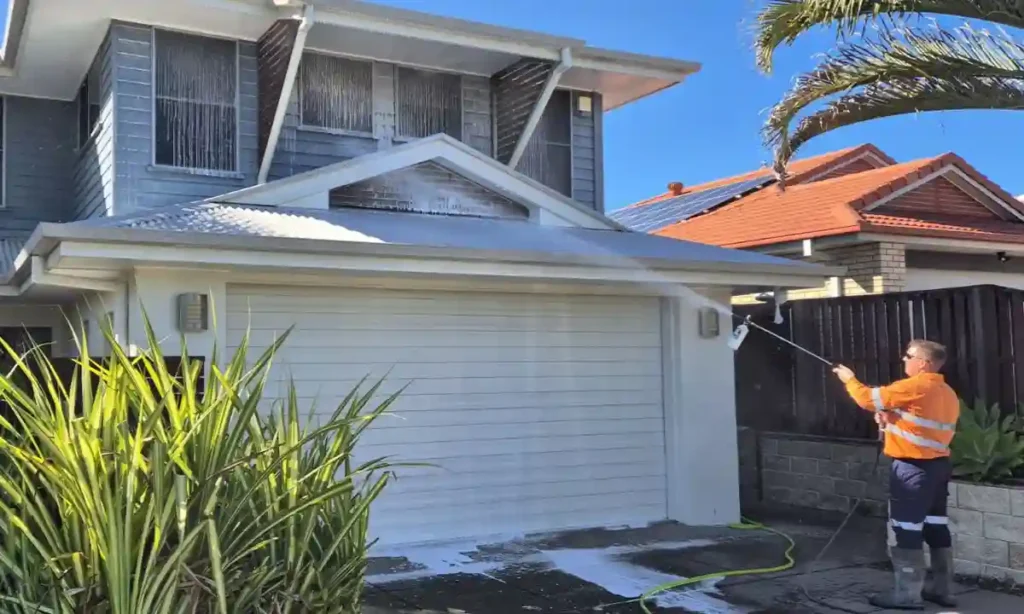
left=367, top=533, right=744, bottom=612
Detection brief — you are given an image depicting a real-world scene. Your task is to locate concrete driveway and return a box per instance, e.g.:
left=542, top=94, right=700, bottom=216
left=362, top=514, right=1024, bottom=613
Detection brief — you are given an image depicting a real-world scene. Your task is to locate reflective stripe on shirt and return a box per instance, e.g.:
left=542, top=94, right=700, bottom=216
left=886, top=425, right=949, bottom=452
left=871, top=387, right=885, bottom=411
left=894, top=410, right=955, bottom=431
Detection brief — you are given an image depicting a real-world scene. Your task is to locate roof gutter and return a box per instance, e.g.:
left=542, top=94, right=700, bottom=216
left=508, top=47, right=572, bottom=170
left=257, top=3, right=315, bottom=185
left=38, top=223, right=843, bottom=281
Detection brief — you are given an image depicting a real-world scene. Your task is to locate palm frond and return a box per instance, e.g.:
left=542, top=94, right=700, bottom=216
left=755, top=0, right=1024, bottom=73
left=778, top=75, right=1024, bottom=171
left=765, top=24, right=1024, bottom=171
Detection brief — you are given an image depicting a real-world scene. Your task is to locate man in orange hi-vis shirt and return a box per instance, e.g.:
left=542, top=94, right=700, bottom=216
left=833, top=339, right=959, bottom=611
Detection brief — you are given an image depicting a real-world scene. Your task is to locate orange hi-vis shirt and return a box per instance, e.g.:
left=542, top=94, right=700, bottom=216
left=844, top=372, right=960, bottom=460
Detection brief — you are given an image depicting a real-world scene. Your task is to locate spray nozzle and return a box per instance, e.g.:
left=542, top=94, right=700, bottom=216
left=728, top=322, right=750, bottom=351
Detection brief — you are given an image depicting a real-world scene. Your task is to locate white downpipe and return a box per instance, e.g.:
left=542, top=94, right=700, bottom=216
left=257, top=3, right=315, bottom=185
left=507, top=47, right=573, bottom=171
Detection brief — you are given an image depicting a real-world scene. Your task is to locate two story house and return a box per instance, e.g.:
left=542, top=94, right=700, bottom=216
left=0, top=0, right=832, bottom=546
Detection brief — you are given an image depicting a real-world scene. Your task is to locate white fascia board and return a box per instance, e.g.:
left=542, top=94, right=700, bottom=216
left=858, top=232, right=1024, bottom=256
left=311, top=0, right=579, bottom=61
left=571, top=47, right=701, bottom=82
left=49, top=238, right=834, bottom=292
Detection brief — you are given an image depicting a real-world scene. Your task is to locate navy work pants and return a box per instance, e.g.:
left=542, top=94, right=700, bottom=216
left=889, top=457, right=952, bottom=550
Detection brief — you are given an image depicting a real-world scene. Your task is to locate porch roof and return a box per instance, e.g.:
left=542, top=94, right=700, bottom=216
left=41, top=202, right=839, bottom=279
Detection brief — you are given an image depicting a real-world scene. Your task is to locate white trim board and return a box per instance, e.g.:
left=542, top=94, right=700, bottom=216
left=40, top=237, right=834, bottom=294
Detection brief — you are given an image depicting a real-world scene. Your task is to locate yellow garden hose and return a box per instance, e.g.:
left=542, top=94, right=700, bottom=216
left=636, top=517, right=796, bottom=614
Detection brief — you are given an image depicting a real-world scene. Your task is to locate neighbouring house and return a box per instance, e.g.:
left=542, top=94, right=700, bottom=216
left=0, top=0, right=834, bottom=547
left=613, top=143, right=1024, bottom=300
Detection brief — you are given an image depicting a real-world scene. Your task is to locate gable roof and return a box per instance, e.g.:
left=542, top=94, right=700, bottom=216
left=213, top=133, right=622, bottom=231
left=658, top=153, right=1024, bottom=249
left=622, top=144, right=895, bottom=213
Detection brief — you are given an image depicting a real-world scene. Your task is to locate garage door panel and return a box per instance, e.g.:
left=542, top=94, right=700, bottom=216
left=230, top=330, right=662, bottom=349
left=357, top=432, right=666, bottom=460
left=357, top=418, right=665, bottom=447
left=262, top=375, right=660, bottom=398
left=371, top=497, right=668, bottom=542
left=374, top=476, right=667, bottom=510
left=237, top=346, right=660, bottom=365
left=248, top=359, right=663, bottom=381
left=254, top=390, right=664, bottom=413
left=228, top=287, right=660, bottom=317
left=227, top=285, right=667, bottom=545
left=355, top=405, right=666, bottom=428
left=231, top=313, right=658, bottom=335
left=385, top=459, right=665, bottom=494
left=370, top=447, right=665, bottom=475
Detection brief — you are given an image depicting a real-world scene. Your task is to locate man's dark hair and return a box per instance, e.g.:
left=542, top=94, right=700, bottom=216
left=909, top=339, right=947, bottom=367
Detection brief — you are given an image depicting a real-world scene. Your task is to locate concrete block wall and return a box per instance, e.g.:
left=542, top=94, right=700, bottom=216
left=737, top=429, right=889, bottom=517
left=949, top=482, right=1024, bottom=584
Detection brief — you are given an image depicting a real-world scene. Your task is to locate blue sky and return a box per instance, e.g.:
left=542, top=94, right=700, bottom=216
left=371, top=0, right=1024, bottom=210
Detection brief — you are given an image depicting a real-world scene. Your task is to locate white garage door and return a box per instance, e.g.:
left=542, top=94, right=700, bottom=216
left=227, top=284, right=667, bottom=546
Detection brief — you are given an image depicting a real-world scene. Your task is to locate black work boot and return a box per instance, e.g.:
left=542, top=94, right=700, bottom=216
left=922, top=547, right=957, bottom=607
left=868, top=547, right=926, bottom=610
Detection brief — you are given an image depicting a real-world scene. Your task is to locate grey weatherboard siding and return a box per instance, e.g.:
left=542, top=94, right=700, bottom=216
left=266, top=60, right=494, bottom=181
left=62, top=23, right=602, bottom=219
left=110, top=23, right=260, bottom=212
left=2, top=96, right=77, bottom=237
left=73, top=30, right=115, bottom=220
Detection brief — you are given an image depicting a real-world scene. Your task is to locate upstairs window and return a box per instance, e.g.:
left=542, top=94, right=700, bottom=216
left=395, top=66, right=462, bottom=140
left=77, top=58, right=101, bottom=148
left=520, top=89, right=572, bottom=196
left=299, top=53, right=373, bottom=134
left=153, top=30, right=238, bottom=172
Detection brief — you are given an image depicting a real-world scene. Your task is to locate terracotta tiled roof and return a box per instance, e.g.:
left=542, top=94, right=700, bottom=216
left=623, top=144, right=894, bottom=211
left=657, top=152, right=1024, bottom=248
left=861, top=214, right=1024, bottom=242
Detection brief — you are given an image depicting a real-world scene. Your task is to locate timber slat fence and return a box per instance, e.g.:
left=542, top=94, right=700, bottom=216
left=734, top=284, right=1024, bottom=439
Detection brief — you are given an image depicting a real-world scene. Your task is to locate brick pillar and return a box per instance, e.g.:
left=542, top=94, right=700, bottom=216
left=832, top=241, right=906, bottom=296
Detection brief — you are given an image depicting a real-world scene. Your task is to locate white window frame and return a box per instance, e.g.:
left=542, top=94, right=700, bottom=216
left=150, top=28, right=241, bottom=174
left=393, top=64, right=464, bottom=142
left=297, top=51, right=375, bottom=138
left=77, top=58, right=102, bottom=150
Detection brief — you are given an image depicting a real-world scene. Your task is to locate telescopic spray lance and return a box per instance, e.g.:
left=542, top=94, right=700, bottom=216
left=728, top=314, right=886, bottom=444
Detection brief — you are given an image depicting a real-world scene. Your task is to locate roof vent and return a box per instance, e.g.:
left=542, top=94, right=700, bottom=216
left=667, top=181, right=684, bottom=196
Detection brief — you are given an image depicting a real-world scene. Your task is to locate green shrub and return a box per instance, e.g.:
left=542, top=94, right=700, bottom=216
left=950, top=398, right=1024, bottom=484
left=0, top=314, right=402, bottom=613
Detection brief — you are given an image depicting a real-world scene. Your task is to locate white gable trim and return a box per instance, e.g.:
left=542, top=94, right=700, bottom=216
left=861, top=164, right=1024, bottom=222
left=210, top=134, right=618, bottom=230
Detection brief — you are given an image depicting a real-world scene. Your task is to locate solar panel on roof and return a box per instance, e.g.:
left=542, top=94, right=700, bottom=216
left=611, top=176, right=773, bottom=232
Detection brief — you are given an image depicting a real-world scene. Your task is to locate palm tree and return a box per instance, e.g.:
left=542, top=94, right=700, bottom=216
left=754, top=1, right=1024, bottom=185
